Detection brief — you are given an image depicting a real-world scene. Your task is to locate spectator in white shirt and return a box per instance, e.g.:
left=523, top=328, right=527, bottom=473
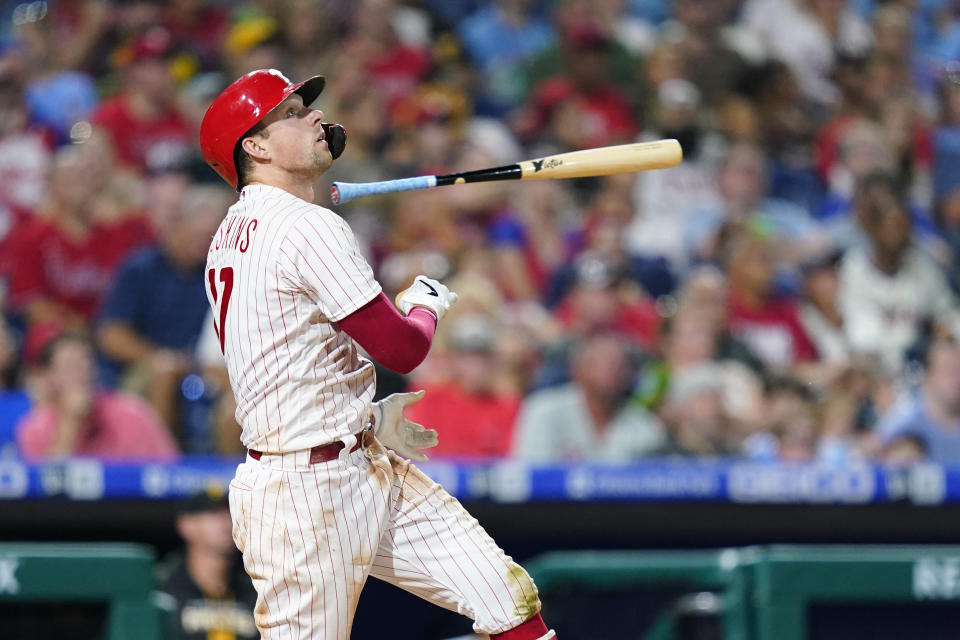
left=512, top=332, right=665, bottom=463
left=838, top=172, right=960, bottom=374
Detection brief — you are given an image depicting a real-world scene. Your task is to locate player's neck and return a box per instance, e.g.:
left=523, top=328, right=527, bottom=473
left=247, top=173, right=315, bottom=203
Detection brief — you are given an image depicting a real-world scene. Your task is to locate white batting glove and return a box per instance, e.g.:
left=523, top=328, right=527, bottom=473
left=370, top=391, right=438, bottom=462
left=395, top=276, right=458, bottom=321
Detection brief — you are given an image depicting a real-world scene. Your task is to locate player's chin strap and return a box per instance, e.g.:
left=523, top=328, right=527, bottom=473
left=489, top=614, right=556, bottom=640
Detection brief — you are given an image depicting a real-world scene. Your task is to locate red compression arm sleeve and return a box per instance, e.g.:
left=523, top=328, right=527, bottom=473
left=338, top=292, right=437, bottom=374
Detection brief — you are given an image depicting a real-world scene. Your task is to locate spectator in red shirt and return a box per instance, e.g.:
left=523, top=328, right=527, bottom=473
left=515, top=22, right=639, bottom=150
left=405, top=314, right=520, bottom=458
left=723, top=228, right=817, bottom=370
left=162, top=0, right=230, bottom=71
left=16, top=333, right=178, bottom=461
left=338, top=0, right=432, bottom=112
left=91, top=27, right=192, bottom=173
left=0, top=71, right=51, bottom=214
left=552, top=252, right=660, bottom=351
left=8, top=146, right=154, bottom=356
left=0, top=73, right=50, bottom=288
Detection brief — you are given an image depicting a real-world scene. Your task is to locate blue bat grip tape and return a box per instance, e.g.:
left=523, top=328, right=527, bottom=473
left=332, top=175, right=437, bottom=204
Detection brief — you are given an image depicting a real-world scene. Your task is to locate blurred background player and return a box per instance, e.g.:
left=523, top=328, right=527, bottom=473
left=156, top=488, right=258, bottom=640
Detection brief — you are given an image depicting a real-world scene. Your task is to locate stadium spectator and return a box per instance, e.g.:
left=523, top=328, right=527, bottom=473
left=338, top=0, right=432, bottom=112
left=161, top=0, right=230, bottom=72
left=0, top=70, right=50, bottom=215
left=655, top=362, right=732, bottom=457
left=553, top=172, right=676, bottom=304
left=870, top=4, right=932, bottom=101
left=97, top=184, right=230, bottom=436
left=486, top=178, right=570, bottom=303
left=798, top=245, right=849, bottom=366
left=748, top=60, right=820, bottom=211
left=585, top=0, right=659, bottom=56
left=742, top=374, right=817, bottom=460
left=769, top=396, right=819, bottom=462
left=91, top=27, right=192, bottom=173
left=625, top=78, right=722, bottom=269
left=515, top=18, right=640, bottom=151
left=664, top=0, right=749, bottom=108
left=8, top=145, right=154, bottom=358
left=877, top=432, right=927, bottom=467
left=156, top=488, right=257, bottom=640
left=0, top=71, right=49, bottom=290
left=722, top=228, right=818, bottom=370
left=877, top=94, right=933, bottom=212
left=934, top=80, right=960, bottom=207
left=457, top=0, right=555, bottom=114
left=15, top=332, right=178, bottom=460
left=817, top=119, right=894, bottom=231
left=520, top=0, right=640, bottom=119
left=550, top=251, right=661, bottom=352
left=740, top=0, right=872, bottom=110
left=30, top=0, right=110, bottom=73
left=838, top=172, right=960, bottom=373
left=815, top=357, right=884, bottom=466
left=672, top=265, right=765, bottom=375
left=685, top=141, right=826, bottom=273
left=513, top=332, right=665, bottom=462
left=814, top=54, right=873, bottom=192
left=405, top=314, right=521, bottom=458
left=937, top=186, right=960, bottom=292
left=875, top=336, right=960, bottom=464
left=634, top=305, right=764, bottom=431
left=14, top=11, right=99, bottom=145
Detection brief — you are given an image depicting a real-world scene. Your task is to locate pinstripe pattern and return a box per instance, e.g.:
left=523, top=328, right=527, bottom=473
left=205, top=185, right=379, bottom=453
left=230, top=439, right=541, bottom=639
left=212, top=184, right=542, bottom=638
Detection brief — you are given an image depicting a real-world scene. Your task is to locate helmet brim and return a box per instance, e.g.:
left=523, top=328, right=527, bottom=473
left=292, top=75, right=326, bottom=110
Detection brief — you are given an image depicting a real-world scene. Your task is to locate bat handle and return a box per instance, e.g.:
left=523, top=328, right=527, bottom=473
left=331, top=175, right=438, bottom=204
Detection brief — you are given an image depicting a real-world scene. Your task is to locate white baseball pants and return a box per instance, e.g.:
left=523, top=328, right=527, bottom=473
left=228, top=433, right=541, bottom=639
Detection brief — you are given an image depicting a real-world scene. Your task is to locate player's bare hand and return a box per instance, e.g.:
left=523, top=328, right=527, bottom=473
left=371, top=390, right=439, bottom=462
left=395, top=276, right=458, bottom=322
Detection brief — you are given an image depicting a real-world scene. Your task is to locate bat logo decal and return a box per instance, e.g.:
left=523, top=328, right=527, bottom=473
left=532, top=158, right=563, bottom=172
left=419, top=279, right=439, bottom=297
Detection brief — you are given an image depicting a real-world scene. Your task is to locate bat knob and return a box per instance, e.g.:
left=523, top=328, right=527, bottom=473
left=331, top=184, right=341, bottom=204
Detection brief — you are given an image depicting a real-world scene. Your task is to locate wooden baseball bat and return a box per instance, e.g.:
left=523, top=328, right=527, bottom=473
left=330, top=139, right=682, bottom=204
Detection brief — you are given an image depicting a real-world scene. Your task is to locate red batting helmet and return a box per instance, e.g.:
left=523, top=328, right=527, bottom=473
left=200, top=69, right=326, bottom=188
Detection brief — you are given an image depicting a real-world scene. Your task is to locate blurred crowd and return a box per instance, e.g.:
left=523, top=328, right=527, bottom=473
left=1, top=0, right=960, bottom=468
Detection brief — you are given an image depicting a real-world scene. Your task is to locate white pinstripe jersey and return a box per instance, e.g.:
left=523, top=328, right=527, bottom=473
left=205, top=184, right=381, bottom=453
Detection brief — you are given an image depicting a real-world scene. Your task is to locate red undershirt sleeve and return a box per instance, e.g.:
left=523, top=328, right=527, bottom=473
left=338, top=292, right=437, bottom=374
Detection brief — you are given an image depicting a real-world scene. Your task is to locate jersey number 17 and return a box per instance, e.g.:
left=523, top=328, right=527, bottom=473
left=207, top=267, right=234, bottom=355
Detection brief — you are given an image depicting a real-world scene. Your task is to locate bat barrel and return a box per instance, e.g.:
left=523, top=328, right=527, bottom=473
left=331, top=175, right=438, bottom=205
left=518, top=139, right=682, bottom=180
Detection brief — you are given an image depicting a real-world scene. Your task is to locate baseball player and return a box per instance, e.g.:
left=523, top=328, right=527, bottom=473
left=199, top=69, right=556, bottom=640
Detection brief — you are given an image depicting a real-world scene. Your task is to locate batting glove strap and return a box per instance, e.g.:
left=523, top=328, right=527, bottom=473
left=395, top=276, right=458, bottom=321
left=370, top=390, right=438, bottom=462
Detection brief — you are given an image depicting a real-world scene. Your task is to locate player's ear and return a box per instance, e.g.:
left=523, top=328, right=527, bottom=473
left=241, top=135, right=270, bottom=162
